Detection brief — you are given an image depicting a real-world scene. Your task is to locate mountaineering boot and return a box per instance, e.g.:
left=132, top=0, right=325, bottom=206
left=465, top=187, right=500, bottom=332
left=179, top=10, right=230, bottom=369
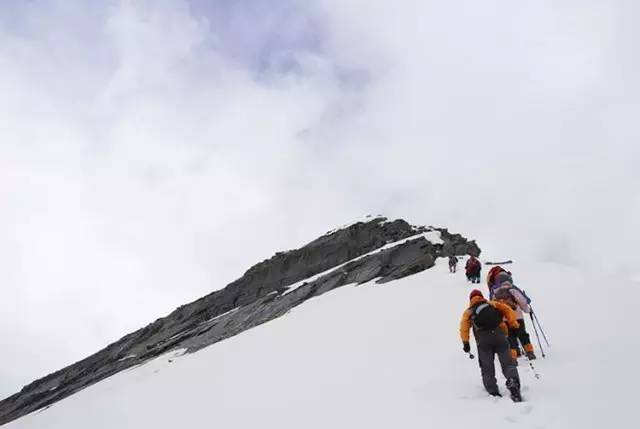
left=526, top=351, right=537, bottom=360
left=506, top=377, right=522, bottom=402
left=488, top=391, right=502, bottom=397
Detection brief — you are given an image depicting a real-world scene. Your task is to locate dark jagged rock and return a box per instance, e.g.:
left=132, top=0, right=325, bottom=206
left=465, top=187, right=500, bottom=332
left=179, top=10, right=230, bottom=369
left=437, top=228, right=481, bottom=257
left=0, top=217, right=480, bottom=426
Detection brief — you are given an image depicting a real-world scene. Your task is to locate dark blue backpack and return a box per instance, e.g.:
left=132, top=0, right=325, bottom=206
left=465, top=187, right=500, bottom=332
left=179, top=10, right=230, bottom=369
left=471, top=302, right=503, bottom=330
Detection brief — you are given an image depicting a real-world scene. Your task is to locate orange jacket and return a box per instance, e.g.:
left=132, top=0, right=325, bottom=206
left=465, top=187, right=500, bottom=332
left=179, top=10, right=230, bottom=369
left=459, top=296, right=520, bottom=342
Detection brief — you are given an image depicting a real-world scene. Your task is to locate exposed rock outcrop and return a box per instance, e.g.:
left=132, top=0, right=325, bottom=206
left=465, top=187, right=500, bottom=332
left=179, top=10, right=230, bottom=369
left=0, top=216, right=480, bottom=426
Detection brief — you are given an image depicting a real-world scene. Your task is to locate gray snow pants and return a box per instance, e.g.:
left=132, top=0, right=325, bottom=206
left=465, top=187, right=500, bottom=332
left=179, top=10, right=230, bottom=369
left=475, top=328, right=519, bottom=394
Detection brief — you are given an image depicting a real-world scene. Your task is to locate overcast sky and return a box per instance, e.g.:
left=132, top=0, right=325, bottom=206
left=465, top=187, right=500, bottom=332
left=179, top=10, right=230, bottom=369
left=1, top=0, right=638, bottom=398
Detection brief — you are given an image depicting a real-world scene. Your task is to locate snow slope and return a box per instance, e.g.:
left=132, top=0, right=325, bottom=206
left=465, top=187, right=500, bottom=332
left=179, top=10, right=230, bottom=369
left=6, top=258, right=637, bottom=429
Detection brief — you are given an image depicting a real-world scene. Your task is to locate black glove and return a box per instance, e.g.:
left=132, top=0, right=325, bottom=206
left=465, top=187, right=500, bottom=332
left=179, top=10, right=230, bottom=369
left=463, top=341, right=470, bottom=353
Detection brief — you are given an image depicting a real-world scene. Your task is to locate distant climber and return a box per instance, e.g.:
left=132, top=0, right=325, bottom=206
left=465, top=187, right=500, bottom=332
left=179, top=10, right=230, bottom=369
left=460, top=289, right=523, bottom=402
left=492, top=280, right=536, bottom=360
left=465, top=255, right=482, bottom=283
left=448, top=255, right=459, bottom=273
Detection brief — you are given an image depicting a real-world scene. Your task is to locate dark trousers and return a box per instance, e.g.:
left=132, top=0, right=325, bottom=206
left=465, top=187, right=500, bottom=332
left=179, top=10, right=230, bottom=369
left=475, top=329, right=519, bottom=394
left=466, top=269, right=481, bottom=283
left=508, top=318, right=532, bottom=350
left=468, top=274, right=481, bottom=283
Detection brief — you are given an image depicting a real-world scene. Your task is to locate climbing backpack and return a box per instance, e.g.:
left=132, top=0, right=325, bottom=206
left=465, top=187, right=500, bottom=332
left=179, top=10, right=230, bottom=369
left=470, top=302, right=503, bottom=330
left=466, top=258, right=480, bottom=272
left=493, top=283, right=532, bottom=307
left=493, top=286, right=518, bottom=309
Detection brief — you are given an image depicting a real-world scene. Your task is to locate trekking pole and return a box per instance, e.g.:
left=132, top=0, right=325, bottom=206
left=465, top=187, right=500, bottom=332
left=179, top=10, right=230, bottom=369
left=467, top=352, right=475, bottom=360
left=524, top=354, right=540, bottom=379
left=530, top=308, right=550, bottom=347
left=529, top=313, right=546, bottom=358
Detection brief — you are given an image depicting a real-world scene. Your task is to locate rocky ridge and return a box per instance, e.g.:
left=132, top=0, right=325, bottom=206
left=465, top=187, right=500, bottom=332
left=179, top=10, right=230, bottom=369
left=0, top=216, right=480, bottom=426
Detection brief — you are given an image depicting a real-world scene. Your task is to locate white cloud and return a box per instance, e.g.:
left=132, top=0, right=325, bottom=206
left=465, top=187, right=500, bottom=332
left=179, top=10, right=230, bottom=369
left=0, top=0, right=349, bottom=397
left=314, top=0, right=639, bottom=266
left=1, top=0, right=638, bottom=397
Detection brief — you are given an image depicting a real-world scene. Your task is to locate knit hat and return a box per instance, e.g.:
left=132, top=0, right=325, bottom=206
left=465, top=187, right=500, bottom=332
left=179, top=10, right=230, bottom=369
left=469, top=289, right=483, bottom=300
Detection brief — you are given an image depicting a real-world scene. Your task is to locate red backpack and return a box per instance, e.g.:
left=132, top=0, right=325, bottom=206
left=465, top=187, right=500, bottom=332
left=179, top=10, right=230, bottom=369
left=466, top=258, right=480, bottom=274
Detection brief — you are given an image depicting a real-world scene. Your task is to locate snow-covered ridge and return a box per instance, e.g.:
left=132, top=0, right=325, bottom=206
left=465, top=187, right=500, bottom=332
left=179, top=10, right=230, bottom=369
left=285, top=230, right=444, bottom=296
left=321, top=216, right=443, bottom=244
left=323, top=214, right=387, bottom=236
left=7, top=257, right=630, bottom=429
left=0, top=217, right=480, bottom=426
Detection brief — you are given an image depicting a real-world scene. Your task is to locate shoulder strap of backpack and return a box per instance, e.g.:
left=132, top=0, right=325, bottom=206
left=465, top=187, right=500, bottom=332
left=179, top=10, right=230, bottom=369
left=470, top=302, right=490, bottom=320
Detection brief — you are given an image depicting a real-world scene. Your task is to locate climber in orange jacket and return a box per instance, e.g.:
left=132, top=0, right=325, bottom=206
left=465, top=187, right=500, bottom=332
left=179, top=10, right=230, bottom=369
left=460, top=289, right=523, bottom=401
